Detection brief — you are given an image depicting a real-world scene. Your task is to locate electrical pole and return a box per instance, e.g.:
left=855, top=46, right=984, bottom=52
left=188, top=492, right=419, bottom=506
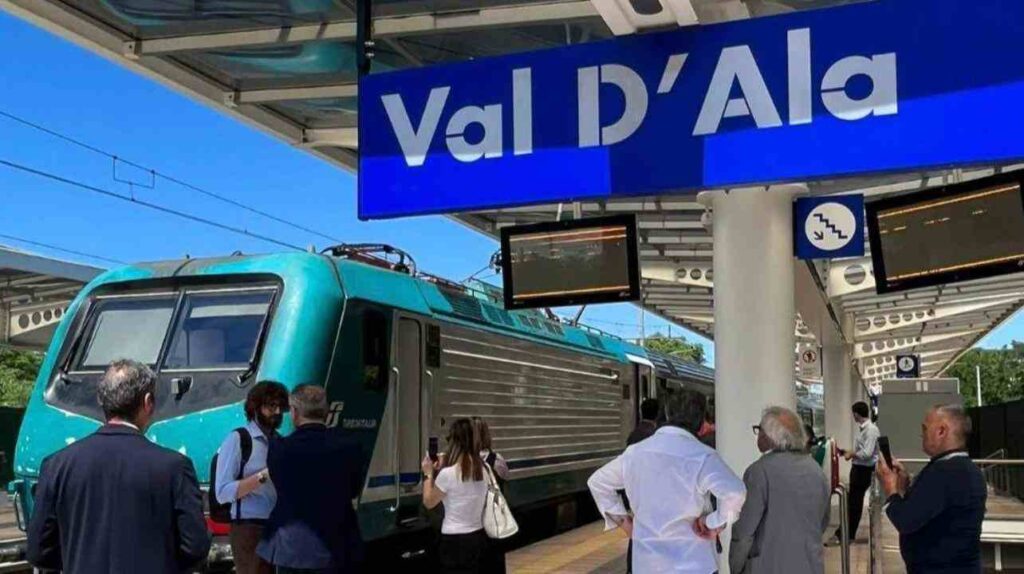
left=640, top=306, right=645, bottom=347
left=976, top=365, right=983, bottom=407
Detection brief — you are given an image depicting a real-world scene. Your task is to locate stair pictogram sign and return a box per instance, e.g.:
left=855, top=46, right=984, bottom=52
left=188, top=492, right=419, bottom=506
left=794, top=195, right=865, bottom=259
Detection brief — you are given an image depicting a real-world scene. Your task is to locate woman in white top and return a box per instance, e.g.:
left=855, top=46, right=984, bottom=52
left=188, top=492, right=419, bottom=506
left=422, top=418, right=489, bottom=574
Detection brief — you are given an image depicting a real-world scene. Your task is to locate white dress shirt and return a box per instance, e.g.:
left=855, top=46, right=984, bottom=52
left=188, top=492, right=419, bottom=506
left=852, top=419, right=880, bottom=467
left=588, top=426, right=747, bottom=573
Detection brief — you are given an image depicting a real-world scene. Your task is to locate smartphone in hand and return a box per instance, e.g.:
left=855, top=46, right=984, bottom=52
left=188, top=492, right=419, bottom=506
left=428, top=437, right=439, bottom=463
left=878, top=436, right=894, bottom=468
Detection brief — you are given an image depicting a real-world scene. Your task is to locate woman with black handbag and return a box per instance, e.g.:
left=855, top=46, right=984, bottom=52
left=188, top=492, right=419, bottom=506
left=422, top=418, right=489, bottom=574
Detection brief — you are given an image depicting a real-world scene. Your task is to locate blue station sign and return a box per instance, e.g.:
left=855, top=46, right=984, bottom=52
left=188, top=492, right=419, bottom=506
left=359, top=0, right=1024, bottom=219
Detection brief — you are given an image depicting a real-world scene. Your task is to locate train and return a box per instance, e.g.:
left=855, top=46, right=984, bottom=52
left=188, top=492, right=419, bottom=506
left=7, top=245, right=715, bottom=565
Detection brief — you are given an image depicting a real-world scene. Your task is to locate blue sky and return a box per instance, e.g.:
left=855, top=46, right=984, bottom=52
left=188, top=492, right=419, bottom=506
left=0, top=12, right=712, bottom=359
left=2, top=11, right=1021, bottom=361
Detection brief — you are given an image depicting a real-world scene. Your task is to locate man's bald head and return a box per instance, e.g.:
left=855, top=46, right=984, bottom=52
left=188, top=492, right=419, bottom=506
left=921, top=403, right=971, bottom=456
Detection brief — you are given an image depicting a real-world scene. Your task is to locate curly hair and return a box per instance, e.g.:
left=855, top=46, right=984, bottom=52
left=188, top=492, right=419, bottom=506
left=244, top=381, right=290, bottom=421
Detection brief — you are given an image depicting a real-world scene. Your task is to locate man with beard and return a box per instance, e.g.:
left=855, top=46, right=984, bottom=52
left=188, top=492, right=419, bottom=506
left=215, top=381, right=290, bottom=574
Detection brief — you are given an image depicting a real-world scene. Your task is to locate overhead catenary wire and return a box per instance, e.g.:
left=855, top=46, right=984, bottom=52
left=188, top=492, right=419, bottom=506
left=0, top=158, right=305, bottom=252
left=0, top=232, right=126, bottom=265
left=0, top=109, right=343, bottom=243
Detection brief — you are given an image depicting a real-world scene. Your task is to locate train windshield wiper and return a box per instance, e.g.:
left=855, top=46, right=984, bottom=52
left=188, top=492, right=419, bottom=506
left=57, top=368, right=82, bottom=385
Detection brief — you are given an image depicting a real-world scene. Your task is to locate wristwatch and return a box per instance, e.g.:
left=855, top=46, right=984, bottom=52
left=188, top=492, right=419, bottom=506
left=257, top=470, right=269, bottom=484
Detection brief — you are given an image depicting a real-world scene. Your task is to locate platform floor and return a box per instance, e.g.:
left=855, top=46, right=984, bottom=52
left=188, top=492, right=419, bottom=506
left=506, top=514, right=896, bottom=574
left=508, top=493, right=1024, bottom=574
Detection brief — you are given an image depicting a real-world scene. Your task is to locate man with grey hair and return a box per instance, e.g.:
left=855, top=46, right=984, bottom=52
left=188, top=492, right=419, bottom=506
left=877, top=403, right=985, bottom=573
left=588, top=391, right=746, bottom=573
left=730, top=407, right=830, bottom=574
left=258, top=384, right=365, bottom=572
left=27, top=359, right=210, bottom=573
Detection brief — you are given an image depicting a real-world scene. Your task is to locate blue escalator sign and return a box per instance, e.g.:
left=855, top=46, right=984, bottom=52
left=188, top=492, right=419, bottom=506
left=359, top=0, right=1024, bottom=219
left=794, top=195, right=864, bottom=260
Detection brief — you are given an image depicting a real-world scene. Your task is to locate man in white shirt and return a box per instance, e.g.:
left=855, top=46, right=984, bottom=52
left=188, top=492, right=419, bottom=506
left=827, top=401, right=879, bottom=546
left=588, top=392, right=746, bottom=573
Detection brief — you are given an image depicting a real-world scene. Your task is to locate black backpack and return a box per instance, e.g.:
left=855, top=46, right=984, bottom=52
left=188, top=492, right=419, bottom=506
left=208, top=428, right=252, bottom=524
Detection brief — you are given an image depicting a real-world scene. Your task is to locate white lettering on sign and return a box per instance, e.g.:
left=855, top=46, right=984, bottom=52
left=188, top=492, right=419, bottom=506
left=381, top=28, right=898, bottom=167
left=578, top=64, right=650, bottom=147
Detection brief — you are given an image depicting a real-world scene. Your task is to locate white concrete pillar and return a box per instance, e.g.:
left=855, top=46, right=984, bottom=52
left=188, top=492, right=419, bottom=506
left=823, top=345, right=854, bottom=449
left=823, top=344, right=854, bottom=481
left=700, top=187, right=800, bottom=475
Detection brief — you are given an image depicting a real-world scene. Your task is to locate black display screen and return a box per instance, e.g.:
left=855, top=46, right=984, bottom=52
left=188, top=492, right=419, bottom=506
left=867, top=172, right=1024, bottom=294
left=500, top=215, right=640, bottom=309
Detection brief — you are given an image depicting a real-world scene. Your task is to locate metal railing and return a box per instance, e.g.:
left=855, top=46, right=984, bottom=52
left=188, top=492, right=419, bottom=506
left=832, top=485, right=851, bottom=574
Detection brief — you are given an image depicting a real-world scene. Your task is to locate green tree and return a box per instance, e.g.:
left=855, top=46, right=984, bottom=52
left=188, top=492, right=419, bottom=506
left=643, top=334, right=706, bottom=365
left=0, top=347, right=42, bottom=408
left=948, top=343, right=1024, bottom=408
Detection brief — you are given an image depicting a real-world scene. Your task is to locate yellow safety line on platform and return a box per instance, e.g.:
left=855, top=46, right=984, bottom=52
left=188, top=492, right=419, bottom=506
left=513, top=528, right=628, bottom=573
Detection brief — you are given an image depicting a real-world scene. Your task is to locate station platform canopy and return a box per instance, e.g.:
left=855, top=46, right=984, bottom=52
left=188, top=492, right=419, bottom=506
left=6, top=0, right=1024, bottom=384
left=0, top=246, right=102, bottom=351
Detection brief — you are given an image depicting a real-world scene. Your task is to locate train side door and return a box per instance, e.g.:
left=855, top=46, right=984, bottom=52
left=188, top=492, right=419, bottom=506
left=631, top=362, right=653, bottom=426
left=393, top=316, right=426, bottom=525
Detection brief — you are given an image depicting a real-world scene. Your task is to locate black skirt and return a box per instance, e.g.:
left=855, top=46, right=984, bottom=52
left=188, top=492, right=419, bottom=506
left=439, top=530, right=489, bottom=574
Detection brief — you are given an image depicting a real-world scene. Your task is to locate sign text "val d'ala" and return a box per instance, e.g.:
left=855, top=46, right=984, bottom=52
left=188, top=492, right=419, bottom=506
left=384, top=28, right=895, bottom=168
left=359, top=0, right=1024, bottom=219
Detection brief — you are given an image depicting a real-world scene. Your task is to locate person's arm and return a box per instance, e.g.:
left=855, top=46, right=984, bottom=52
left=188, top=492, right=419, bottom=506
left=214, top=432, right=265, bottom=504
left=729, top=464, right=766, bottom=574
left=884, top=464, right=947, bottom=535
left=697, top=452, right=747, bottom=530
left=174, top=458, right=212, bottom=569
left=492, top=452, right=510, bottom=481
left=26, top=457, right=62, bottom=571
left=587, top=456, right=631, bottom=532
left=421, top=455, right=446, bottom=510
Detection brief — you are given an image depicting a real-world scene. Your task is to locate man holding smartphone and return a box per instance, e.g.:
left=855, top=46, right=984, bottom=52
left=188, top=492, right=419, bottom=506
left=877, top=404, right=985, bottom=572
left=826, top=401, right=879, bottom=546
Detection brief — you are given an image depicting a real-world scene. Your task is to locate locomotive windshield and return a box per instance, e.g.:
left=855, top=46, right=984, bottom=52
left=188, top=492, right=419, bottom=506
left=48, top=285, right=278, bottom=422
left=73, top=290, right=273, bottom=372
left=77, top=296, right=176, bottom=369
left=163, top=292, right=273, bottom=370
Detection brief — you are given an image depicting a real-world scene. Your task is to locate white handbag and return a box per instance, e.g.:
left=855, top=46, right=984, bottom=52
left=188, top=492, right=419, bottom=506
left=481, top=463, right=519, bottom=539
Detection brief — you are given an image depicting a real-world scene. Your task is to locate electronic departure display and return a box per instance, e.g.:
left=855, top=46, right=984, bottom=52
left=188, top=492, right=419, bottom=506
left=500, top=215, right=640, bottom=310
left=867, top=172, right=1024, bottom=294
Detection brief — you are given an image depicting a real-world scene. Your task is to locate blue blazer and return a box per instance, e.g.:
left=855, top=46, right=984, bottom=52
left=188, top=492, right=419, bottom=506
left=258, top=423, right=365, bottom=571
left=27, top=424, right=211, bottom=573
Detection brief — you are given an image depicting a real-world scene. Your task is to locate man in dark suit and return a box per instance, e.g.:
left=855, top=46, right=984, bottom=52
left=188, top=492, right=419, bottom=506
left=258, top=384, right=365, bottom=573
left=27, top=359, right=211, bottom=573
left=878, top=404, right=986, bottom=573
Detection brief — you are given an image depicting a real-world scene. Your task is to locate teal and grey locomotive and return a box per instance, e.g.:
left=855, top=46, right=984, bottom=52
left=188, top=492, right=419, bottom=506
left=8, top=246, right=713, bottom=564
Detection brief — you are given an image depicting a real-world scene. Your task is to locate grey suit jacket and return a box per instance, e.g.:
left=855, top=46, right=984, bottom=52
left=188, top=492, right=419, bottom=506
left=729, top=451, right=831, bottom=574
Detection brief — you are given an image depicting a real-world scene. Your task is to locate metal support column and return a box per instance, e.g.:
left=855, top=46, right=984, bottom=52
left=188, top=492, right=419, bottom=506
left=869, top=476, right=884, bottom=574
left=357, top=0, right=374, bottom=77
left=833, top=485, right=852, bottom=574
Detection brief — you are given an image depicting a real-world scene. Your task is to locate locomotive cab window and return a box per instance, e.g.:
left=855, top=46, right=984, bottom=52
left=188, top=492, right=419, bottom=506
left=362, top=309, right=389, bottom=391
left=163, top=291, right=274, bottom=370
left=75, top=296, right=177, bottom=370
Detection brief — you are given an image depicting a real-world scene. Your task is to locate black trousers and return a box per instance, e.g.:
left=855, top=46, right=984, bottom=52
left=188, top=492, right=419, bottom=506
left=439, top=530, right=489, bottom=574
left=836, top=464, right=874, bottom=540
